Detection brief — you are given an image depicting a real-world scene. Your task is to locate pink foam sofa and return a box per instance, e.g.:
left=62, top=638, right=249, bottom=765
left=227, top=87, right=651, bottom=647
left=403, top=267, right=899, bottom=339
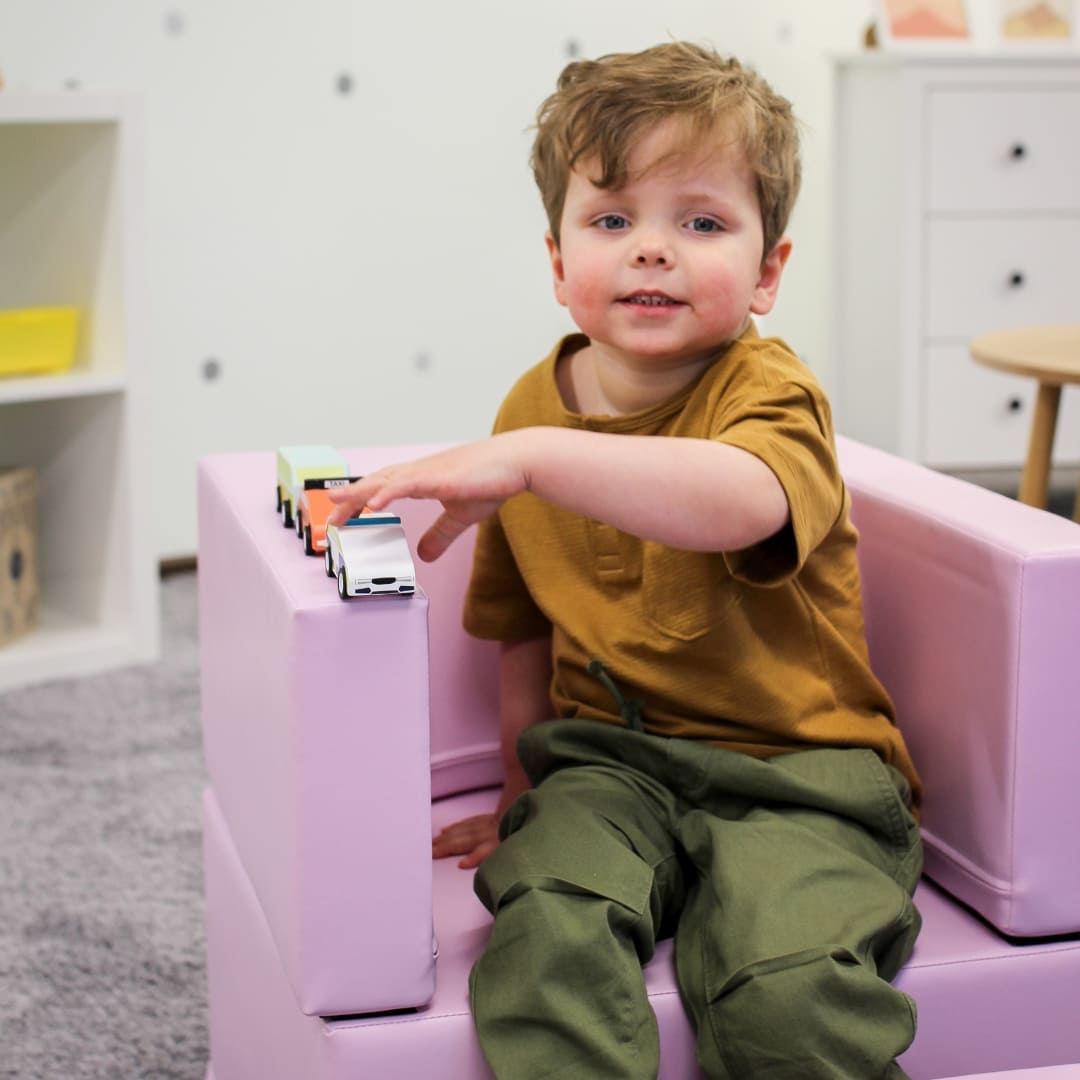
left=198, top=436, right=1080, bottom=1080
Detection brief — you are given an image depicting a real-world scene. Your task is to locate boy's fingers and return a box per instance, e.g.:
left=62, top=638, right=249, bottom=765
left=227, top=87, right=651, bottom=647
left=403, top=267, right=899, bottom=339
left=326, top=503, right=356, bottom=527
left=328, top=479, right=368, bottom=505
left=432, top=814, right=498, bottom=860
left=432, top=821, right=481, bottom=852
left=326, top=479, right=371, bottom=526
left=417, top=513, right=468, bottom=562
left=457, top=840, right=498, bottom=870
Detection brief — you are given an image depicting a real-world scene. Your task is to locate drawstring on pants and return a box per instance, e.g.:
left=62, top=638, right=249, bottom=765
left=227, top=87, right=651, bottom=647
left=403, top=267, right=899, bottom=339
left=587, top=659, right=645, bottom=733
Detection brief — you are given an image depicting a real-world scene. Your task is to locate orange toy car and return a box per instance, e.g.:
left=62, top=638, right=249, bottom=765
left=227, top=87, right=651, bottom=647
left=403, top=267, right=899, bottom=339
left=295, top=476, right=361, bottom=556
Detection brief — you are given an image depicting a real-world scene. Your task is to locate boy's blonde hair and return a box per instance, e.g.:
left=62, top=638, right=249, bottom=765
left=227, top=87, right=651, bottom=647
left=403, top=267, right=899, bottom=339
left=531, top=41, right=801, bottom=259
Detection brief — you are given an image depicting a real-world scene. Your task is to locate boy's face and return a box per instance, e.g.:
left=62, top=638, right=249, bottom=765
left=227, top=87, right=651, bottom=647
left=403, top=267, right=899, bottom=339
left=547, top=118, right=790, bottom=373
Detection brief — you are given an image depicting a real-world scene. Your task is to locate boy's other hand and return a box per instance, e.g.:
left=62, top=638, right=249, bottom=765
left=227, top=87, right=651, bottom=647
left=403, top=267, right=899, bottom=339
left=432, top=813, right=500, bottom=869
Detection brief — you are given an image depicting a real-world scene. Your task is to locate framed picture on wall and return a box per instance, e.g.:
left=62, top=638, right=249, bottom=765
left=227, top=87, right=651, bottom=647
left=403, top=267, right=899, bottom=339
left=1000, top=0, right=1073, bottom=41
left=878, top=0, right=971, bottom=46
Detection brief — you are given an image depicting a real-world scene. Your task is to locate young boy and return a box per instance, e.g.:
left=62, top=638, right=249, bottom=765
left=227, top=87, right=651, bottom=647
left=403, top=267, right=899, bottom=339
left=329, top=41, right=923, bottom=1080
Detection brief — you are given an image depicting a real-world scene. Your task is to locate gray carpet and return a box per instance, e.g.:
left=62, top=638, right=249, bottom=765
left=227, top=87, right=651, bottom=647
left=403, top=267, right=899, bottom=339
left=0, top=573, right=207, bottom=1080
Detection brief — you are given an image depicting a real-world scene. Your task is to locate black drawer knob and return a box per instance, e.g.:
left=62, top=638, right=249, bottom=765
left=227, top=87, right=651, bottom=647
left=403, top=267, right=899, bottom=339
left=1007, top=397, right=1024, bottom=413
left=1010, top=143, right=1027, bottom=160
left=1009, top=271, right=1025, bottom=288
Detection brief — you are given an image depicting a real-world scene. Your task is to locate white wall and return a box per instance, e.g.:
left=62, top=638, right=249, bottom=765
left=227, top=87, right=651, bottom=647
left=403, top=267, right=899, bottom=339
left=0, top=0, right=874, bottom=556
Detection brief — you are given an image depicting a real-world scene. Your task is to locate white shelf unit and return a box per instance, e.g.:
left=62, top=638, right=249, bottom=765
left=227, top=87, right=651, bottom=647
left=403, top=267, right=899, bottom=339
left=0, top=95, right=159, bottom=691
left=830, top=54, right=1080, bottom=471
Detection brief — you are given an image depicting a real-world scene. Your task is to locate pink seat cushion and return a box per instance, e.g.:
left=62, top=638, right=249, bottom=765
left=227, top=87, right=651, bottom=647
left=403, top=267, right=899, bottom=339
left=425, top=789, right=1080, bottom=1080
left=204, top=783, right=1080, bottom=1080
left=934, top=1068, right=1080, bottom=1079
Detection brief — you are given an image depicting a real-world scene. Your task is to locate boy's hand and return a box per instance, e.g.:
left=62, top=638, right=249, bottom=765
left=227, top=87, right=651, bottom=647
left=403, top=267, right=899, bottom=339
left=431, top=767, right=531, bottom=869
left=326, top=435, right=529, bottom=562
left=432, top=813, right=500, bottom=869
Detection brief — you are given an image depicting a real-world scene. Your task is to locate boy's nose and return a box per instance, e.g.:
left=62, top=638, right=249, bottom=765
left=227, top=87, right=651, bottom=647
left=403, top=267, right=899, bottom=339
left=631, top=232, right=674, bottom=268
left=635, top=250, right=669, bottom=267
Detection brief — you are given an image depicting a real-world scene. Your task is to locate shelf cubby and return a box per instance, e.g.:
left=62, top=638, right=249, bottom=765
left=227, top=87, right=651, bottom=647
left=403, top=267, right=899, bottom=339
left=0, top=95, right=158, bottom=691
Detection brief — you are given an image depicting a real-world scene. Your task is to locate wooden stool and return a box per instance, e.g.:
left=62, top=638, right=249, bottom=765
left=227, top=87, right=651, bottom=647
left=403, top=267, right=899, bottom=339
left=970, top=324, right=1080, bottom=523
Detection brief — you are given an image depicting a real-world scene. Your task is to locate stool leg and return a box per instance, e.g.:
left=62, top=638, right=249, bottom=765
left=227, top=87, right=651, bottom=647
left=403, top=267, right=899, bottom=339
left=1018, top=382, right=1061, bottom=510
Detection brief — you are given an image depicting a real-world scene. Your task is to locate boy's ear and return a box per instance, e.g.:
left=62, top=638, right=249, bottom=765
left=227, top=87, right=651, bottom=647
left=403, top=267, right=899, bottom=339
left=545, top=231, right=569, bottom=308
left=749, top=237, right=793, bottom=316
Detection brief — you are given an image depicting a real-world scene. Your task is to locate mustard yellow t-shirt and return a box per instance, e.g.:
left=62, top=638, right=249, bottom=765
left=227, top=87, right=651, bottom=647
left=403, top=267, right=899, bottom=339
left=464, top=326, right=921, bottom=806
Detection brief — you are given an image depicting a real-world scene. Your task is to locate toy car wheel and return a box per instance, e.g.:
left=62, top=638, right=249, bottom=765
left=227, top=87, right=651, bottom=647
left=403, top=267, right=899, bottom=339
left=295, top=511, right=304, bottom=539
left=275, top=487, right=282, bottom=513
left=304, top=524, right=314, bottom=556
left=324, top=548, right=334, bottom=577
left=337, top=565, right=349, bottom=600
left=282, top=499, right=293, bottom=529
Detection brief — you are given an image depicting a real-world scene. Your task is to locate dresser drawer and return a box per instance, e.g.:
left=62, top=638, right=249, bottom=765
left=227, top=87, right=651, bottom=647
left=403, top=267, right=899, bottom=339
left=923, top=345, right=1080, bottom=468
left=925, top=86, right=1080, bottom=212
left=924, top=217, right=1080, bottom=339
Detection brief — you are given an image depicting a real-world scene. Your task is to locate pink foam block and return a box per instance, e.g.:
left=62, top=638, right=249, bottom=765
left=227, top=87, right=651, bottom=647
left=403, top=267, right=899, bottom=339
left=839, top=437, right=1080, bottom=937
left=199, top=446, right=499, bottom=1016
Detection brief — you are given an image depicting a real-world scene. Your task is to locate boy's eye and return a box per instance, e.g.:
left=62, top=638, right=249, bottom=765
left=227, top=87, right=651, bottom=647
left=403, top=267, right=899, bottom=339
left=594, top=214, right=629, bottom=231
left=688, top=217, right=722, bottom=234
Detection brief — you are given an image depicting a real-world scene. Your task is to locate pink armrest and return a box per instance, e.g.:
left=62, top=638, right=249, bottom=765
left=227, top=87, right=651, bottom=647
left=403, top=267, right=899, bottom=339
left=198, top=445, right=499, bottom=1018
left=838, top=436, right=1080, bottom=937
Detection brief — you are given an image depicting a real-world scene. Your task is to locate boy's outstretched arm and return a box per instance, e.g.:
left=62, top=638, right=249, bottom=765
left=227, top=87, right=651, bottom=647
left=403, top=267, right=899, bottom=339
left=432, top=634, right=553, bottom=868
left=326, top=427, right=789, bottom=559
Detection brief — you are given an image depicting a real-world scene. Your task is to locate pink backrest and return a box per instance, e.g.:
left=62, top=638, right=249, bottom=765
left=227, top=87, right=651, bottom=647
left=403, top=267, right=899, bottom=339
left=838, top=436, right=1080, bottom=937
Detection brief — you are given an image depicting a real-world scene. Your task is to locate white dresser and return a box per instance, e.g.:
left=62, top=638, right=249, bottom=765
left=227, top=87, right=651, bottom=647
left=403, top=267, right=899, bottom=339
left=830, top=54, right=1080, bottom=470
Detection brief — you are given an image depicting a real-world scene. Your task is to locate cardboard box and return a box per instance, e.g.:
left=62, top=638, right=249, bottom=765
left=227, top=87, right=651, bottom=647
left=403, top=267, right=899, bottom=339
left=0, top=466, right=38, bottom=647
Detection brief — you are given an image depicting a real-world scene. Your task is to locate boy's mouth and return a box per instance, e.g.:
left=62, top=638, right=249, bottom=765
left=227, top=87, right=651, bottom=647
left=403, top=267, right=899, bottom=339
left=619, top=290, right=684, bottom=308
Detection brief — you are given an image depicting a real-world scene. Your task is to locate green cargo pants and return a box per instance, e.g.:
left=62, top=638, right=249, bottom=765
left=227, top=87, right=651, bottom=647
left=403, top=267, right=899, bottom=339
left=470, top=719, right=923, bottom=1080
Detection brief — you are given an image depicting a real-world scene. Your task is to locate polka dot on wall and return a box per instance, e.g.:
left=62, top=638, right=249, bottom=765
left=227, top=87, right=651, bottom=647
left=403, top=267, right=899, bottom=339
left=164, top=10, right=187, bottom=37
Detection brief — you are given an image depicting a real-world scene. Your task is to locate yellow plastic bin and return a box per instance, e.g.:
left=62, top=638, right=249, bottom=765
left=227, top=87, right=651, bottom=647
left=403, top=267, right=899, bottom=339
left=0, top=307, right=80, bottom=377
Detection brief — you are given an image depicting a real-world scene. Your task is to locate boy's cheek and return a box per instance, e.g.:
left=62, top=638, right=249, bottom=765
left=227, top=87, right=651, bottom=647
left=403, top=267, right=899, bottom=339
left=561, top=275, right=607, bottom=316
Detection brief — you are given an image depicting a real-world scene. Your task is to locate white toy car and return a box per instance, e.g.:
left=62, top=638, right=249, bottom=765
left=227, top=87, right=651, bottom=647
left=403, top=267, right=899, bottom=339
left=324, top=514, right=417, bottom=599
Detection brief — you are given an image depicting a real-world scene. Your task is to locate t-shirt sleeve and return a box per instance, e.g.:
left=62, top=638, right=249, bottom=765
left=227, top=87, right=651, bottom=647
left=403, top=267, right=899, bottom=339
left=715, top=380, right=845, bottom=586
